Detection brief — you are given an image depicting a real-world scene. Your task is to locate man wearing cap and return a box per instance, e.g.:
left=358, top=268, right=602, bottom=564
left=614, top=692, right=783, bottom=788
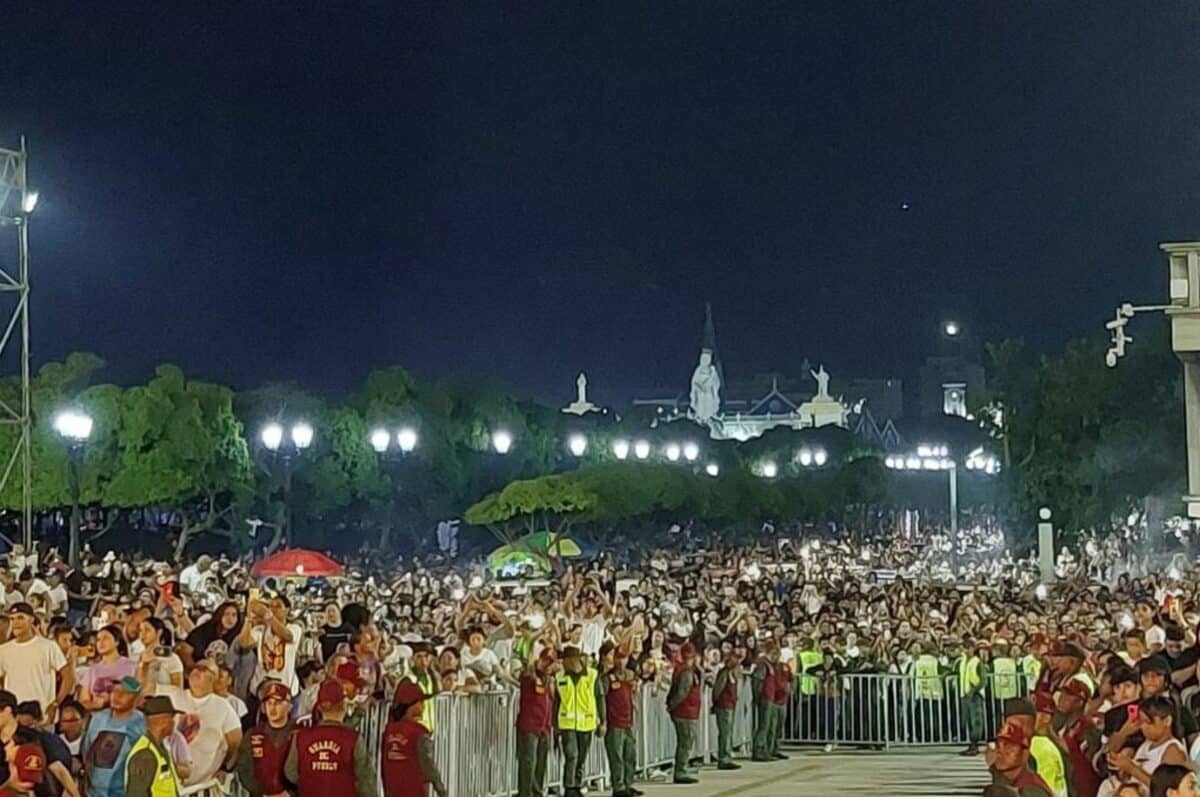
left=554, top=646, right=601, bottom=797
left=0, top=603, right=73, bottom=722
left=516, top=647, right=557, bottom=797
left=666, top=642, right=701, bottom=785
left=599, top=643, right=638, bottom=797
left=1057, top=679, right=1100, bottom=797
left=711, top=647, right=742, bottom=771
left=333, top=661, right=368, bottom=734
left=396, top=642, right=438, bottom=733
left=381, top=681, right=447, bottom=797
left=750, top=641, right=777, bottom=761
left=124, top=695, right=182, bottom=797
left=283, top=679, right=373, bottom=797
left=81, top=677, right=146, bottom=797
left=15, top=700, right=80, bottom=797
left=992, top=721, right=1053, bottom=797
left=236, top=682, right=294, bottom=797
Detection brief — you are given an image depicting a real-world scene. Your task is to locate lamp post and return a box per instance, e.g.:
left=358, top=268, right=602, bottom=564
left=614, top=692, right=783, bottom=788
left=887, top=445, right=1000, bottom=547
left=259, top=420, right=313, bottom=549
left=369, top=426, right=419, bottom=550
left=54, top=410, right=93, bottom=567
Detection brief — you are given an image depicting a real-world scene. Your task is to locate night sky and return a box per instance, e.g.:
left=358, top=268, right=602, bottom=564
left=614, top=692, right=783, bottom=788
left=3, top=3, right=1200, bottom=404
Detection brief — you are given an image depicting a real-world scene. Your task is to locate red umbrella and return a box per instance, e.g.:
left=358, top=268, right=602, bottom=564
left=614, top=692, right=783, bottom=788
left=251, top=548, right=344, bottom=579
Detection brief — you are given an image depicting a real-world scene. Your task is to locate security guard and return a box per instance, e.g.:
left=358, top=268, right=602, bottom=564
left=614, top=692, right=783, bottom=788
left=1021, top=634, right=1046, bottom=694
left=237, top=681, right=295, bottom=797
left=516, top=648, right=557, bottom=797
left=124, top=695, right=182, bottom=797
left=382, top=681, right=448, bottom=797
left=599, top=643, right=638, bottom=797
left=667, top=642, right=701, bottom=785
left=913, top=642, right=944, bottom=743
left=555, top=646, right=601, bottom=797
left=769, top=649, right=791, bottom=760
left=284, top=679, right=375, bottom=797
left=751, top=641, right=777, bottom=761
left=957, top=638, right=986, bottom=756
left=397, top=642, right=439, bottom=732
left=712, top=648, right=742, bottom=771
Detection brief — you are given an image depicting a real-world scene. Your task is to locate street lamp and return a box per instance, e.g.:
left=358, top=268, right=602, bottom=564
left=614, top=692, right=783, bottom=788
left=21, top=190, right=38, bottom=215
left=665, top=443, right=681, bottom=462
left=612, top=439, right=630, bottom=460
left=258, top=419, right=314, bottom=548
left=799, top=449, right=813, bottom=467
left=370, top=428, right=391, bottom=453
left=943, top=320, right=960, bottom=337
left=567, top=433, right=587, bottom=457
left=261, top=422, right=284, bottom=451
left=814, top=449, right=828, bottom=467
left=397, top=427, right=418, bottom=454
left=705, top=462, right=720, bottom=477
left=761, top=460, right=778, bottom=479
left=683, top=442, right=700, bottom=462
left=492, top=430, right=513, bottom=455
left=368, top=425, right=420, bottom=550
left=633, top=440, right=650, bottom=460
left=54, top=410, right=92, bottom=567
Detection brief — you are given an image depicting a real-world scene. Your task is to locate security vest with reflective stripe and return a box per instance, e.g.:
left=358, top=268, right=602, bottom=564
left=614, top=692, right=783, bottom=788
left=1020, top=655, right=1042, bottom=692
left=914, top=654, right=943, bottom=700
left=798, top=650, right=822, bottom=696
left=556, top=667, right=599, bottom=732
left=412, top=672, right=437, bottom=731
left=992, top=657, right=1018, bottom=700
left=958, top=655, right=982, bottom=697
left=125, top=736, right=180, bottom=797
left=1030, top=734, right=1068, bottom=797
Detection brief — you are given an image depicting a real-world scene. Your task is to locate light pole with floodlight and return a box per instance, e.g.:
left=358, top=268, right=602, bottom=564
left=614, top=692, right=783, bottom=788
left=258, top=420, right=314, bottom=549
left=54, top=410, right=93, bottom=567
left=369, top=425, right=419, bottom=550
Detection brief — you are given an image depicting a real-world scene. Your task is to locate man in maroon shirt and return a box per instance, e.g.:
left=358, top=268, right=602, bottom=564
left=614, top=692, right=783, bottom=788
left=992, top=721, right=1053, bottom=797
left=600, top=643, right=638, bottom=797
left=515, top=648, right=557, bottom=797
left=381, top=681, right=446, bottom=797
left=283, top=679, right=374, bottom=797
left=235, top=681, right=295, bottom=797
left=667, top=643, right=701, bottom=785
left=712, top=647, right=742, bottom=770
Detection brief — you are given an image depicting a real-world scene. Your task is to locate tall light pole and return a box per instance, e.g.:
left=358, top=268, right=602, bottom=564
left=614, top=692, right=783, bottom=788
left=259, top=420, right=313, bottom=549
left=54, top=410, right=93, bottom=567
left=886, top=445, right=1000, bottom=546
left=369, top=425, right=419, bottom=550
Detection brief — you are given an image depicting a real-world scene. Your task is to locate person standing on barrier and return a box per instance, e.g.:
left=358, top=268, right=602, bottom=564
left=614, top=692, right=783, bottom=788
left=711, top=648, right=741, bottom=771
left=959, top=638, right=988, bottom=756
left=283, top=679, right=374, bottom=797
left=517, top=649, right=557, bottom=797
left=235, top=681, right=294, bottom=797
left=666, top=642, right=700, bottom=785
left=769, top=650, right=790, bottom=760
left=381, top=681, right=447, bottom=797
left=599, top=643, right=639, bottom=797
left=750, top=641, right=777, bottom=761
left=555, top=646, right=600, bottom=797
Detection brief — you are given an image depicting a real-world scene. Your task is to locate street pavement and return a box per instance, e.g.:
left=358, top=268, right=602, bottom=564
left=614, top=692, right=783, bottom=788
left=633, top=747, right=989, bottom=796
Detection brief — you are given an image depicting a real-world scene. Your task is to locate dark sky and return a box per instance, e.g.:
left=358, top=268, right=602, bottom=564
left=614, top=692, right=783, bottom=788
left=3, top=3, right=1199, bottom=405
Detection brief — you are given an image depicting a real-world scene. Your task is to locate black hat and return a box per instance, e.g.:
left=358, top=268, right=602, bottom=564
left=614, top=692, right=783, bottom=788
left=8, top=603, right=34, bottom=618
left=1138, top=655, right=1172, bottom=676
left=1003, top=697, right=1036, bottom=718
left=142, top=696, right=181, bottom=717
left=14, top=701, right=40, bottom=720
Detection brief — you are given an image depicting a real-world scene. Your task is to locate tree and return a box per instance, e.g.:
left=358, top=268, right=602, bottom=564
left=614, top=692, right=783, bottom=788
left=463, top=473, right=598, bottom=546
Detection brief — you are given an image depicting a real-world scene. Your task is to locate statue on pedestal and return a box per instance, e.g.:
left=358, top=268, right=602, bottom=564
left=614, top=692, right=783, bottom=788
left=810, top=365, right=831, bottom=400
left=690, top=349, right=721, bottom=422
left=562, top=371, right=599, bottom=416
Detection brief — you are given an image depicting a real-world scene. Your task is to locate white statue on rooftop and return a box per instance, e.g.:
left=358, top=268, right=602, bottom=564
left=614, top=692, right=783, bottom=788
left=690, top=348, right=721, bottom=422
left=811, top=364, right=831, bottom=400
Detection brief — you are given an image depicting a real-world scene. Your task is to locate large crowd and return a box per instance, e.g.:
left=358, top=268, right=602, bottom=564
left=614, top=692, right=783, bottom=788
left=0, top=516, right=1189, bottom=797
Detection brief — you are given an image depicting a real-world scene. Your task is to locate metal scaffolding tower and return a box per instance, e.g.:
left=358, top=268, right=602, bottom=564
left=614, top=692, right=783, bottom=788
left=0, top=139, right=34, bottom=547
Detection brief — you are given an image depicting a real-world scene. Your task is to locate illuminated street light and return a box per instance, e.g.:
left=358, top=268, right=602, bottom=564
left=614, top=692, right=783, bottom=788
left=761, top=461, right=778, bottom=479
left=397, top=427, right=418, bottom=453
left=633, top=440, right=650, bottom=460
left=369, top=428, right=391, bottom=453
left=814, top=449, right=828, bottom=467
left=683, top=442, right=700, bottom=462
left=612, top=439, right=630, bottom=460
left=944, top=320, right=960, bottom=337
left=492, top=430, right=513, bottom=455
left=53, top=410, right=93, bottom=441
left=291, top=422, right=314, bottom=450
left=54, top=409, right=93, bottom=569
left=905, top=455, right=921, bottom=469
left=705, top=462, right=720, bottom=477
left=798, top=449, right=813, bottom=467
left=260, top=422, right=284, bottom=452
left=21, top=191, right=38, bottom=214
left=665, top=443, right=681, bottom=462
left=568, top=433, right=588, bottom=457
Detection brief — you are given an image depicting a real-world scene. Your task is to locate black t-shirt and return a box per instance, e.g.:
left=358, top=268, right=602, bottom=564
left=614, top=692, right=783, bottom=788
left=319, top=624, right=354, bottom=662
left=64, top=569, right=96, bottom=613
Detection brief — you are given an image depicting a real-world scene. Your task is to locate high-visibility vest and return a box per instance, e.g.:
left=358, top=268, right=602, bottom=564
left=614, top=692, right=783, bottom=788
left=125, top=736, right=180, bottom=797
left=1030, top=735, right=1068, bottom=797
left=1020, top=655, right=1042, bottom=692
left=914, top=655, right=943, bottom=700
left=958, top=655, right=982, bottom=697
left=992, top=657, right=1018, bottom=700
left=412, top=672, right=437, bottom=731
left=798, top=650, right=822, bottom=696
left=556, top=668, right=599, bottom=731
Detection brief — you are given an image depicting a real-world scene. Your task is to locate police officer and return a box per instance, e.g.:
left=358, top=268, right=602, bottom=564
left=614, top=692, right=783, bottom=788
left=236, top=681, right=295, bottom=797
left=516, top=648, right=557, bottom=797
left=284, top=679, right=375, bottom=797
left=555, top=646, right=601, bottom=797
left=124, top=695, right=182, bottom=797
left=751, top=641, right=777, bottom=761
left=666, top=642, right=701, bottom=785
left=599, top=643, right=638, bottom=797
left=381, top=681, right=447, bottom=797
left=712, top=647, right=742, bottom=770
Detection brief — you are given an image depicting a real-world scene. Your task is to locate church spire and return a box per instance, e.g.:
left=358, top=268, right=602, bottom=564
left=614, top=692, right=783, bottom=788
left=702, top=301, right=718, bottom=354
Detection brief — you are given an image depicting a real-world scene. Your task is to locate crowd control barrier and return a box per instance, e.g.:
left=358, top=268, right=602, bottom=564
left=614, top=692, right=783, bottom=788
left=783, top=672, right=1034, bottom=748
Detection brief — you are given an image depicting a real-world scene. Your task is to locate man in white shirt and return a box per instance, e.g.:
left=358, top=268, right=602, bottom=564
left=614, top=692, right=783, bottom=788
left=237, top=594, right=302, bottom=695
left=0, top=602, right=73, bottom=717
left=179, top=556, right=213, bottom=597
left=139, top=655, right=242, bottom=786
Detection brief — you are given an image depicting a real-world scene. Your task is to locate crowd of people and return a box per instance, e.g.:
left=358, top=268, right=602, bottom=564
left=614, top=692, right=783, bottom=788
left=0, top=516, right=1186, bottom=796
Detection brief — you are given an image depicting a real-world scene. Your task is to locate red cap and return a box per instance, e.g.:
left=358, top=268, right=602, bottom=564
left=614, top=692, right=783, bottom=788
left=1061, top=679, right=1092, bottom=702
left=393, top=681, right=426, bottom=708
left=335, top=661, right=367, bottom=689
left=316, top=679, right=344, bottom=710
left=261, top=682, right=291, bottom=703
left=1029, top=632, right=1047, bottom=647
left=995, top=721, right=1031, bottom=750
left=14, top=743, right=45, bottom=784
left=1032, top=690, right=1056, bottom=715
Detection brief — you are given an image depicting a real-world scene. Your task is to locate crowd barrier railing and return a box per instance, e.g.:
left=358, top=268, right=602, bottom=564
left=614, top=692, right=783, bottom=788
left=782, top=672, right=1034, bottom=748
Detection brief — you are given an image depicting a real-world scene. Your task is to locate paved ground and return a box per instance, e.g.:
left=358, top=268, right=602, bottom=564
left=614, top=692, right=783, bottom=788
left=635, top=748, right=989, bottom=796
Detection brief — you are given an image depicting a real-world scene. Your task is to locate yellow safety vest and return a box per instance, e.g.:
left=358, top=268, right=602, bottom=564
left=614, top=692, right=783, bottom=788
left=957, top=655, right=982, bottom=697
left=993, top=657, right=1018, bottom=700
left=556, top=668, right=599, bottom=731
left=411, top=672, right=437, bottom=731
left=125, top=736, right=180, bottom=797
left=1030, top=735, right=1068, bottom=797
left=1020, top=655, right=1042, bottom=692
left=914, top=655, right=944, bottom=700
left=798, top=650, right=822, bottom=696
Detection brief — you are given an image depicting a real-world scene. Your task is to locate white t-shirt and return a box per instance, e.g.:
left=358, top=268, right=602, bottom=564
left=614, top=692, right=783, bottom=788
left=158, top=686, right=240, bottom=786
left=251, top=623, right=303, bottom=694
left=179, top=565, right=207, bottom=595
left=580, top=616, right=608, bottom=656
left=45, top=584, right=68, bottom=614
left=0, top=635, right=66, bottom=711
left=144, top=653, right=184, bottom=687
left=224, top=693, right=248, bottom=720
left=461, top=647, right=502, bottom=681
